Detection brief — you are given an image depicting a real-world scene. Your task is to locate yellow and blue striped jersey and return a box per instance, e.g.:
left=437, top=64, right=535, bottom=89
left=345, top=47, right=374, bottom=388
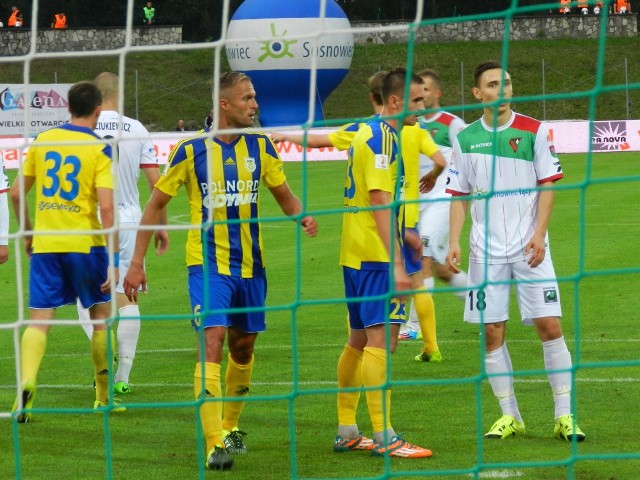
left=24, top=124, right=113, bottom=254
left=399, top=124, right=440, bottom=228
left=340, top=119, right=401, bottom=269
left=155, top=131, right=286, bottom=277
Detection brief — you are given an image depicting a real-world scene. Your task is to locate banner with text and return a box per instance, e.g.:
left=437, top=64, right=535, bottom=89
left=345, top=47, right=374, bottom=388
left=2, top=120, right=639, bottom=169
left=0, top=84, right=73, bottom=137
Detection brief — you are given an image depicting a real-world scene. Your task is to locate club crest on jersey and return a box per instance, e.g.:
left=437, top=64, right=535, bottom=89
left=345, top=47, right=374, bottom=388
left=244, top=156, right=256, bottom=173
left=543, top=288, right=558, bottom=304
left=509, top=137, right=522, bottom=153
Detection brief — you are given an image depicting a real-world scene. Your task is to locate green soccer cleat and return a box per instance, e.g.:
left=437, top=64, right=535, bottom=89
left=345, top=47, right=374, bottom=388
left=554, top=414, right=586, bottom=442
left=223, top=428, right=248, bottom=454
left=113, top=381, right=131, bottom=395
left=485, top=415, right=526, bottom=439
left=93, top=398, right=126, bottom=413
left=12, top=380, right=36, bottom=423
left=333, top=433, right=377, bottom=452
left=206, top=446, right=234, bottom=470
left=371, top=434, right=432, bottom=458
left=414, top=350, right=442, bottom=363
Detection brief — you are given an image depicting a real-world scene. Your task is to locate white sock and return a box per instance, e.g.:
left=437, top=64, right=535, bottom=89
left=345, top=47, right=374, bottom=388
left=447, top=271, right=469, bottom=301
left=423, top=277, right=435, bottom=291
left=485, top=343, right=522, bottom=423
left=406, top=301, right=419, bottom=331
left=115, top=305, right=141, bottom=384
left=542, top=336, right=573, bottom=418
left=77, top=298, right=93, bottom=340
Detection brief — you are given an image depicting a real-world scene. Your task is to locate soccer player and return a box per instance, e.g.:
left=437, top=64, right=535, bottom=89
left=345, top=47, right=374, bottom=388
left=76, top=72, right=169, bottom=395
left=335, top=67, right=432, bottom=458
left=122, top=71, right=317, bottom=471
left=0, top=151, right=10, bottom=265
left=272, top=71, right=447, bottom=354
left=10, top=81, right=122, bottom=421
left=401, top=69, right=470, bottom=361
left=443, top=60, right=585, bottom=442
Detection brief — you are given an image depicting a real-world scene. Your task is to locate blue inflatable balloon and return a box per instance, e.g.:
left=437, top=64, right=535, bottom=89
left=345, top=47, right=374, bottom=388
left=226, top=0, right=354, bottom=127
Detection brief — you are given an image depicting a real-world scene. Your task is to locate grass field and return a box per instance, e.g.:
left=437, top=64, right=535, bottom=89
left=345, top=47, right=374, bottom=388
left=1, top=151, right=639, bottom=479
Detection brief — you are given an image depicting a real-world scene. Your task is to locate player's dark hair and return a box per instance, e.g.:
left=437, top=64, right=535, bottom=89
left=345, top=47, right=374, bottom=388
left=68, top=81, right=102, bottom=118
left=473, top=60, right=504, bottom=87
left=417, top=68, right=442, bottom=91
left=381, top=67, right=424, bottom=103
left=367, top=71, right=387, bottom=106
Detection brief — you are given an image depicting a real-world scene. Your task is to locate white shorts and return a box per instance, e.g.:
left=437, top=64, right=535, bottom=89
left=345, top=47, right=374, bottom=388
left=417, top=201, right=449, bottom=264
left=116, top=224, right=144, bottom=294
left=464, top=257, right=562, bottom=325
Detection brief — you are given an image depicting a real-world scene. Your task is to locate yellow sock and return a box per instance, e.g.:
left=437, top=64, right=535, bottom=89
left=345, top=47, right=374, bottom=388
left=337, top=344, right=363, bottom=425
left=194, top=361, right=222, bottom=453
left=92, top=330, right=109, bottom=403
left=362, top=347, right=392, bottom=433
left=20, top=327, right=47, bottom=385
left=414, top=288, right=438, bottom=354
left=222, top=354, right=254, bottom=432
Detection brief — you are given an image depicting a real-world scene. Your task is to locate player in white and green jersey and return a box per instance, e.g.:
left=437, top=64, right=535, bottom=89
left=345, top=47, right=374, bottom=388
left=401, top=70, right=470, bottom=360
left=445, top=60, right=585, bottom=443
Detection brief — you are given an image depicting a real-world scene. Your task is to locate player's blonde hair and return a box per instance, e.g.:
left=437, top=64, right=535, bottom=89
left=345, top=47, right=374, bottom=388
left=94, top=72, right=119, bottom=103
left=220, top=71, right=251, bottom=94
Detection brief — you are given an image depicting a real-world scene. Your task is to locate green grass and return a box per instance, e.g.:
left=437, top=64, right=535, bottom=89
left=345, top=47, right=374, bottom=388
left=1, top=36, right=639, bottom=130
left=1, top=151, right=639, bottom=479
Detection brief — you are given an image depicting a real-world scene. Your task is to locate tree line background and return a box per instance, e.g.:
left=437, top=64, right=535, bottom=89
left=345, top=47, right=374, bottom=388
left=0, top=0, right=635, bottom=42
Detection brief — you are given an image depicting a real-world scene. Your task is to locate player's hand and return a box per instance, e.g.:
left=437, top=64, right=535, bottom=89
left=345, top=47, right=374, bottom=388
left=123, top=261, right=147, bottom=302
left=404, top=229, right=422, bottom=261
left=270, top=133, right=287, bottom=143
left=0, top=245, right=8, bottom=264
left=154, top=229, right=170, bottom=255
left=393, top=261, right=412, bottom=301
left=301, top=216, right=318, bottom=237
left=101, top=266, right=119, bottom=294
left=419, top=172, right=437, bottom=193
left=524, top=233, right=546, bottom=268
left=24, top=236, right=33, bottom=257
left=446, top=243, right=462, bottom=274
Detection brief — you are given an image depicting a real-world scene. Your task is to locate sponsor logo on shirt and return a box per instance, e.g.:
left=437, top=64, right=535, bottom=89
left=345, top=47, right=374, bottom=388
left=374, top=154, right=389, bottom=170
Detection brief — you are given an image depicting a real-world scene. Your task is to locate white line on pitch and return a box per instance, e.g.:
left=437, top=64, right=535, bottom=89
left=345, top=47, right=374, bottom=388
left=0, top=377, right=638, bottom=391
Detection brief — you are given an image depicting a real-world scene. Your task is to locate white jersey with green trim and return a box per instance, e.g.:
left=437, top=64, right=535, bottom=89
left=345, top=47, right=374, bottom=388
left=446, top=111, right=563, bottom=264
left=417, top=111, right=466, bottom=200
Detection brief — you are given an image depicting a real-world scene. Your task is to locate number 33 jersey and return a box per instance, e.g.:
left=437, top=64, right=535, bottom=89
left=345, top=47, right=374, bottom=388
left=24, top=124, right=113, bottom=253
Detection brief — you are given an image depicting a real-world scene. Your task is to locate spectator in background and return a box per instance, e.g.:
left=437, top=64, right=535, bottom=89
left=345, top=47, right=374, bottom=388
left=578, top=2, right=589, bottom=14
left=558, top=0, right=571, bottom=14
left=143, top=1, right=155, bottom=25
left=593, top=2, right=603, bottom=14
left=616, top=0, right=630, bottom=13
left=204, top=109, right=213, bottom=129
left=8, top=6, right=23, bottom=27
left=51, top=12, right=67, bottom=29
left=175, top=119, right=187, bottom=132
